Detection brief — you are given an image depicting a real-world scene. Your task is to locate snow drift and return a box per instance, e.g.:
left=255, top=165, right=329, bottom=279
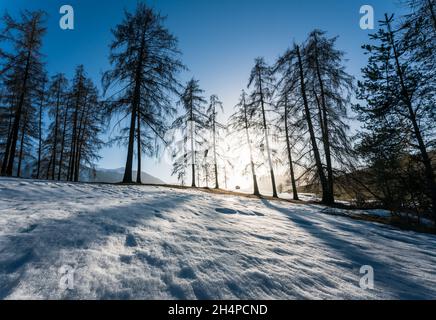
left=0, top=177, right=435, bottom=299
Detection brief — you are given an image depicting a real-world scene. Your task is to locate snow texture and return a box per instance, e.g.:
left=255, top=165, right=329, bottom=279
left=0, top=177, right=435, bottom=300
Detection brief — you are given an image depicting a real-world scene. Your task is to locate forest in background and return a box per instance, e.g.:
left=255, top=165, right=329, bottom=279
left=0, top=0, right=435, bottom=227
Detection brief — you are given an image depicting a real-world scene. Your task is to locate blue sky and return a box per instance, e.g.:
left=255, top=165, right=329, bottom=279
left=1, top=0, right=406, bottom=183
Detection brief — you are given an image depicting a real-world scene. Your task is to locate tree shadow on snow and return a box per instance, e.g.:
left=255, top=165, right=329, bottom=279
left=260, top=199, right=436, bottom=299
left=0, top=193, right=192, bottom=299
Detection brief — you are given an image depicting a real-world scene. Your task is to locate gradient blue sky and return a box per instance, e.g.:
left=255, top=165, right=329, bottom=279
left=1, top=0, right=406, bottom=183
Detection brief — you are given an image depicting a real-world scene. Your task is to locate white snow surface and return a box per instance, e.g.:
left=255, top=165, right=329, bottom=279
left=0, top=177, right=435, bottom=300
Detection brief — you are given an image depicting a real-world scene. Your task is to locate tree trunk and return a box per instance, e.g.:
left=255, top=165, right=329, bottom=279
left=212, top=111, right=219, bottom=189
left=74, top=148, right=80, bottom=182
left=67, top=97, right=79, bottom=182
left=76, top=151, right=82, bottom=181
left=1, top=101, right=14, bottom=173
left=123, top=31, right=146, bottom=184
left=1, top=137, right=9, bottom=175
left=182, top=138, right=187, bottom=186
left=284, top=96, right=299, bottom=200
left=190, top=103, right=196, bottom=187
left=195, top=152, right=199, bottom=188
left=296, top=44, right=330, bottom=204
left=75, top=139, right=84, bottom=183
left=36, top=92, right=43, bottom=179
left=191, top=162, right=196, bottom=187
left=74, top=99, right=88, bottom=182
left=1, top=103, right=13, bottom=176
left=51, top=85, right=60, bottom=180
left=214, top=164, right=218, bottom=189
left=386, top=15, right=436, bottom=222
left=58, top=102, right=70, bottom=181
left=243, top=97, right=260, bottom=196
left=67, top=82, right=84, bottom=182
left=313, top=92, right=334, bottom=202
left=123, top=103, right=136, bottom=183
left=258, top=71, right=278, bottom=198
left=17, top=116, right=27, bottom=177
left=313, top=36, right=334, bottom=204
left=136, top=105, right=142, bottom=184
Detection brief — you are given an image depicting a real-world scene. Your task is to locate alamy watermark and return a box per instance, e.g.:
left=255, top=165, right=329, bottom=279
left=360, top=5, right=375, bottom=30
left=359, top=265, right=374, bottom=290
left=59, top=264, right=75, bottom=291
left=59, top=5, right=74, bottom=30
left=59, top=4, right=375, bottom=31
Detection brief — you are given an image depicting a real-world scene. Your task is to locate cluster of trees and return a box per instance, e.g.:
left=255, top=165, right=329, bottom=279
left=170, top=0, right=435, bottom=224
left=172, top=28, right=354, bottom=206
left=226, top=31, right=354, bottom=204
left=170, top=79, right=227, bottom=189
left=354, top=0, right=436, bottom=221
left=0, top=11, right=104, bottom=181
left=0, top=4, right=184, bottom=184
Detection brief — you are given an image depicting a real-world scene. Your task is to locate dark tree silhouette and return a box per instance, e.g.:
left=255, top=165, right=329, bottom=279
left=16, top=92, right=39, bottom=177
left=0, top=10, right=46, bottom=176
left=0, top=89, right=11, bottom=163
left=355, top=14, right=436, bottom=222
left=103, top=3, right=184, bottom=183
left=273, top=82, right=301, bottom=201
left=52, top=65, right=105, bottom=182
left=172, top=79, right=207, bottom=187
left=35, top=75, right=47, bottom=179
left=57, top=92, right=71, bottom=181
left=228, top=90, right=260, bottom=196
left=276, top=45, right=330, bottom=203
left=304, top=30, right=355, bottom=203
left=247, top=58, right=278, bottom=198
left=42, top=73, right=68, bottom=180
left=206, top=94, right=224, bottom=189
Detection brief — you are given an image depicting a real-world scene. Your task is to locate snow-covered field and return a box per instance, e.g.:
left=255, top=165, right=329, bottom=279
left=0, top=177, right=435, bottom=300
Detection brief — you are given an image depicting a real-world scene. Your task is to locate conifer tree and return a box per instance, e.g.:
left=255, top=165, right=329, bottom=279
left=0, top=10, right=46, bottom=176
left=228, top=91, right=260, bottom=196
left=247, top=58, right=278, bottom=198
left=103, top=3, right=184, bottom=183
left=172, top=79, right=207, bottom=187
left=304, top=30, right=355, bottom=203
left=206, top=94, right=224, bottom=189
left=355, top=14, right=436, bottom=221
left=276, top=45, right=330, bottom=203
left=44, top=73, right=68, bottom=179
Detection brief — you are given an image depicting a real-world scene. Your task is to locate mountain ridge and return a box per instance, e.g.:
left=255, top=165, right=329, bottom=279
left=82, top=167, right=165, bottom=185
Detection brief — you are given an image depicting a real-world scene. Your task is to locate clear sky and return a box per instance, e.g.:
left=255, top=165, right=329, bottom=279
left=1, top=0, right=406, bottom=183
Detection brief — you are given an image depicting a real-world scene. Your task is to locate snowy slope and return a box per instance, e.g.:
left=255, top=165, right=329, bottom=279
left=0, top=177, right=435, bottom=300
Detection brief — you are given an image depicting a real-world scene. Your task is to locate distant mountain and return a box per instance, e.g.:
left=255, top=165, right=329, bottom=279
left=81, top=167, right=165, bottom=184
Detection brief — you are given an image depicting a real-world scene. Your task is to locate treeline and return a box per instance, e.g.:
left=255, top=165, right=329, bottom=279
left=0, top=11, right=105, bottom=181
left=0, top=2, right=435, bottom=223
left=0, top=4, right=184, bottom=183
left=353, top=0, right=436, bottom=221
left=170, top=30, right=361, bottom=207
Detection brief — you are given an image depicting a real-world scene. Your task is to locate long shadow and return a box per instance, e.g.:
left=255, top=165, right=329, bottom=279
left=261, top=199, right=436, bottom=299
left=0, top=192, right=192, bottom=299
